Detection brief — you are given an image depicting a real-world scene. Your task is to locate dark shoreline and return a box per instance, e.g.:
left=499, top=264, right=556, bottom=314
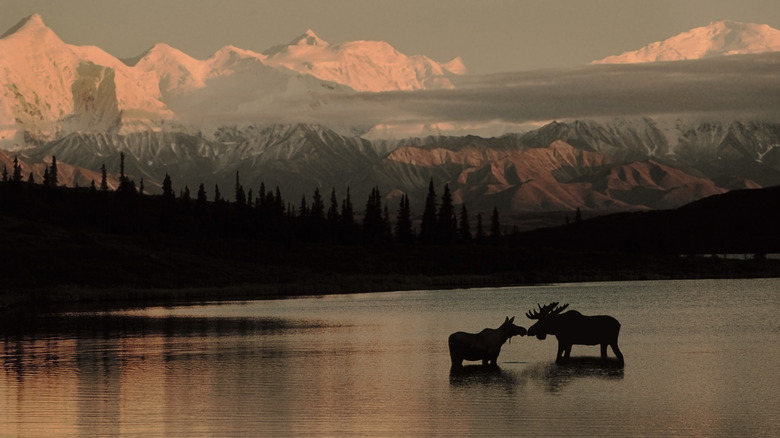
left=4, top=252, right=779, bottom=313
left=4, top=184, right=780, bottom=313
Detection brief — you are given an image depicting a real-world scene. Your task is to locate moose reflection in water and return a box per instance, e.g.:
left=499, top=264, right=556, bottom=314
left=448, top=316, right=527, bottom=370
left=526, top=302, right=624, bottom=366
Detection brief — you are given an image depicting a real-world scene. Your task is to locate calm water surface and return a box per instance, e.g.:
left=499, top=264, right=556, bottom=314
left=1, top=279, right=778, bottom=436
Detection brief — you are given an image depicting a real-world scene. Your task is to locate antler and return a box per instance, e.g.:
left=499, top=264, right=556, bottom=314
left=526, top=302, right=569, bottom=319
left=526, top=302, right=557, bottom=319
left=550, top=303, right=569, bottom=316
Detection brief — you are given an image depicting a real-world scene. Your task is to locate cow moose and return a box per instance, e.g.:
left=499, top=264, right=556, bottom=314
left=448, top=317, right=527, bottom=369
left=526, top=302, right=624, bottom=366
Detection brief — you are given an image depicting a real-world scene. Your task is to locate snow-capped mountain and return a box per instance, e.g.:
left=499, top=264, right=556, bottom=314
left=0, top=14, right=464, bottom=150
left=593, top=20, right=780, bottom=64
left=263, top=29, right=461, bottom=91
left=0, top=14, right=172, bottom=146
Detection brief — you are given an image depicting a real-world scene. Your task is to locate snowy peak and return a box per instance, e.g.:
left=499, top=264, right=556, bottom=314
left=0, top=13, right=51, bottom=39
left=593, top=20, right=780, bottom=64
left=124, top=43, right=197, bottom=67
left=264, top=31, right=458, bottom=91
left=290, top=29, right=329, bottom=47
left=442, top=56, right=467, bottom=75
left=263, top=29, right=327, bottom=57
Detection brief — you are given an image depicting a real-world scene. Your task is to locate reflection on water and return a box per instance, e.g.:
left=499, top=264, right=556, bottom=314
left=449, top=365, right=520, bottom=390
left=1, top=279, right=779, bottom=436
left=521, top=358, right=625, bottom=393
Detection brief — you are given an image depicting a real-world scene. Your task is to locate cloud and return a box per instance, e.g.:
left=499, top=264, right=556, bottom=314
left=178, top=52, right=780, bottom=136
left=324, top=52, right=780, bottom=126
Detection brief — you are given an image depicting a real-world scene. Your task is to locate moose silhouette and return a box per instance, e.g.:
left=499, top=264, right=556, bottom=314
left=448, top=317, right=527, bottom=369
left=526, top=302, right=624, bottom=366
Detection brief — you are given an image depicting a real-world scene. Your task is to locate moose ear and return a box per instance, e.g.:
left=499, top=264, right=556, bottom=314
left=509, top=316, right=515, bottom=323
left=504, top=316, right=509, bottom=322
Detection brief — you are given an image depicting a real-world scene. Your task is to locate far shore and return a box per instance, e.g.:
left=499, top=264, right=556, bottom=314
left=4, top=258, right=779, bottom=313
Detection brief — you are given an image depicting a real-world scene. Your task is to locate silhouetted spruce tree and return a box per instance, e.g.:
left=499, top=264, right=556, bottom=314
left=325, top=187, right=340, bottom=242
left=50, top=156, right=58, bottom=187
left=298, top=194, right=309, bottom=218
left=274, top=187, right=284, bottom=216
left=362, top=186, right=385, bottom=244
left=311, top=188, right=324, bottom=221
left=27, top=172, right=35, bottom=185
left=159, top=174, right=176, bottom=232
left=196, top=183, right=208, bottom=229
left=257, top=182, right=266, bottom=208
left=475, top=213, right=485, bottom=244
left=437, top=183, right=457, bottom=244
left=490, top=206, right=501, bottom=244
left=162, top=174, right=175, bottom=201
left=12, top=156, right=22, bottom=183
left=340, top=187, right=356, bottom=243
left=139, top=178, right=144, bottom=195
left=42, top=167, right=50, bottom=188
left=213, top=184, right=230, bottom=235
left=234, top=171, right=246, bottom=207
left=100, top=164, right=108, bottom=191
left=458, top=204, right=472, bottom=243
left=197, top=183, right=207, bottom=205
left=419, top=178, right=438, bottom=244
left=2, top=165, right=7, bottom=182
left=383, top=205, right=392, bottom=242
left=309, top=187, right=325, bottom=241
left=117, top=152, right=134, bottom=194
left=395, top=194, right=413, bottom=244
left=327, top=188, right=340, bottom=222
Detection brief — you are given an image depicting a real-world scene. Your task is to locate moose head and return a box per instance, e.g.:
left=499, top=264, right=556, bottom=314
left=526, top=302, right=569, bottom=340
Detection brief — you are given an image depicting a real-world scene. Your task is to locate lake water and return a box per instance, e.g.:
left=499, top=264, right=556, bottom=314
left=1, top=279, right=778, bottom=437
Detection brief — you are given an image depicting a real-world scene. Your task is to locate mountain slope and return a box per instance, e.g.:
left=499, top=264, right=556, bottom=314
left=593, top=20, right=780, bottom=64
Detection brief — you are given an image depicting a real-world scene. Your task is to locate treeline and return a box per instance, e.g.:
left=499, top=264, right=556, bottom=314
left=1, top=154, right=508, bottom=246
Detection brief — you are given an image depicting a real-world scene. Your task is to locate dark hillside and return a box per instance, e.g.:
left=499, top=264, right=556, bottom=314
left=520, top=185, right=780, bottom=255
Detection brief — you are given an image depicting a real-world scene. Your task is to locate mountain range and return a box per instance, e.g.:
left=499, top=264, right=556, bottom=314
left=1, top=15, right=779, bottom=218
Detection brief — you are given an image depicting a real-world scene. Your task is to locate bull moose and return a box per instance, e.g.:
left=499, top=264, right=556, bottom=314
left=526, top=302, right=624, bottom=366
left=448, top=317, right=527, bottom=369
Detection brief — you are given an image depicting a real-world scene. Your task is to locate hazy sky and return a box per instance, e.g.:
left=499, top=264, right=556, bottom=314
left=2, top=0, right=780, bottom=74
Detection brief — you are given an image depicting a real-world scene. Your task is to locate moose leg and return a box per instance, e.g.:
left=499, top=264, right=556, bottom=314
left=449, top=350, right=462, bottom=368
left=601, top=343, right=608, bottom=360
left=448, top=344, right=462, bottom=368
left=451, top=356, right=462, bottom=369
left=556, top=343, right=566, bottom=364
left=611, top=342, right=624, bottom=366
